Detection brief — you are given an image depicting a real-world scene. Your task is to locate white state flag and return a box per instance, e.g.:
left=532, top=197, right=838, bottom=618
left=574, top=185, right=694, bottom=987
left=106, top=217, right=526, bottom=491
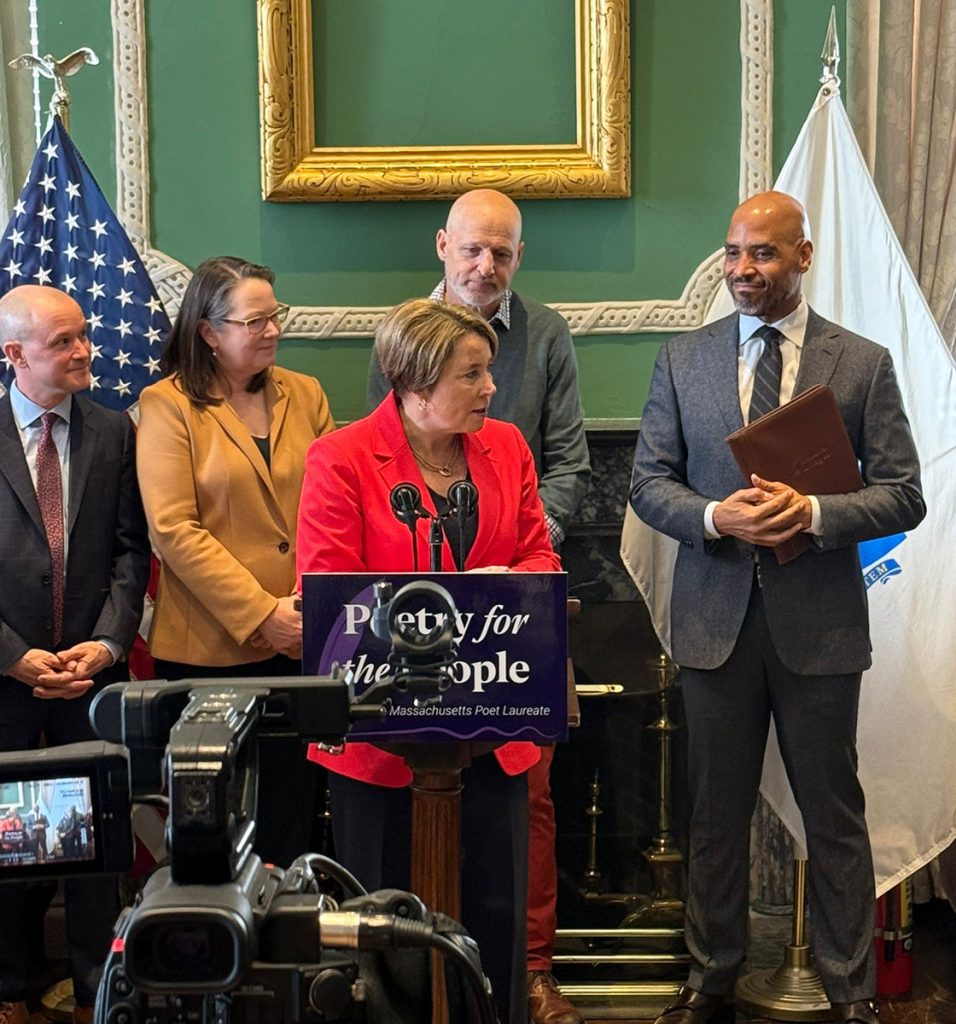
left=621, top=82, right=956, bottom=894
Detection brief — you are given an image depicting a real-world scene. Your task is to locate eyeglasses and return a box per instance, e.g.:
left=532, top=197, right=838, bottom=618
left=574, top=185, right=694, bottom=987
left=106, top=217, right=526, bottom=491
left=219, top=304, right=291, bottom=335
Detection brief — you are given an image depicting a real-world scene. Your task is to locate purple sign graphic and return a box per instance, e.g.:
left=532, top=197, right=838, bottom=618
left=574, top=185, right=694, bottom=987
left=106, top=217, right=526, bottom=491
left=302, top=572, right=568, bottom=742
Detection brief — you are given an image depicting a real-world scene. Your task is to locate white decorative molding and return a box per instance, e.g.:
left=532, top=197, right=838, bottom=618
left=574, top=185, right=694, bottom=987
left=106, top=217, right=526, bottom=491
left=112, top=0, right=193, bottom=321
left=739, top=0, right=774, bottom=200
left=112, top=0, right=774, bottom=336
left=279, top=250, right=725, bottom=338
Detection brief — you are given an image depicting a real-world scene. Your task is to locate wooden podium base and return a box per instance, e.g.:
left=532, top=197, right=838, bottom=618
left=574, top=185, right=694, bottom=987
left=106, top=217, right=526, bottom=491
left=383, top=741, right=498, bottom=1024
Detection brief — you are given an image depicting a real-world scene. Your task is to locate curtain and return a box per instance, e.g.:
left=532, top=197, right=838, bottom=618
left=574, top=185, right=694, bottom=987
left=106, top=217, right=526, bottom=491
left=0, top=2, right=35, bottom=227
left=847, top=0, right=956, bottom=351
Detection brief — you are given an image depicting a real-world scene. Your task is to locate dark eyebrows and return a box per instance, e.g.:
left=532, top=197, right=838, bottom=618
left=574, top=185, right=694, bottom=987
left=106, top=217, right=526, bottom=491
left=724, top=241, right=781, bottom=255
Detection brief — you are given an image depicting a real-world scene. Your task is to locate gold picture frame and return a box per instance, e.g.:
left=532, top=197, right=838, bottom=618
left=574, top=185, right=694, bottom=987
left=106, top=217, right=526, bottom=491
left=257, top=0, right=630, bottom=202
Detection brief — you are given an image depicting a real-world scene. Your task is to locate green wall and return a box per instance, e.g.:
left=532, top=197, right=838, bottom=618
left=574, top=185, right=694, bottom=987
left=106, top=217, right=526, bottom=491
left=37, top=0, right=845, bottom=423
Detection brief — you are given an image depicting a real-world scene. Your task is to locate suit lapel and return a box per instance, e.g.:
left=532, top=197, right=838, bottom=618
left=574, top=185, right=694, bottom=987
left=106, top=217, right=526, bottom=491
left=794, top=308, right=846, bottom=392
left=206, top=387, right=281, bottom=507
left=67, top=397, right=95, bottom=535
left=370, top=394, right=428, bottom=496
left=460, top=430, right=501, bottom=569
left=701, top=315, right=746, bottom=436
left=0, top=395, right=46, bottom=535
left=268, top=374, right=290, bottom=456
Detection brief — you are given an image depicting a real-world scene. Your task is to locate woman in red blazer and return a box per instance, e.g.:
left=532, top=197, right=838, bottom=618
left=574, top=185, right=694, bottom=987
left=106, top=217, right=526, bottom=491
left=297, top=298, right=560, bottom=1024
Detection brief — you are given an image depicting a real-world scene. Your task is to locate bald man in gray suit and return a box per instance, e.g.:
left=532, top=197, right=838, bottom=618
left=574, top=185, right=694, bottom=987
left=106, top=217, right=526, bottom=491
left=630, top=193, right=925, bottom=1024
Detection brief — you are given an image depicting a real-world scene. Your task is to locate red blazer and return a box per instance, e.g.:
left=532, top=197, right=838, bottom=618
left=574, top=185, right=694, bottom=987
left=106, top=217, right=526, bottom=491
left=297, top=394, right=561, bottom=786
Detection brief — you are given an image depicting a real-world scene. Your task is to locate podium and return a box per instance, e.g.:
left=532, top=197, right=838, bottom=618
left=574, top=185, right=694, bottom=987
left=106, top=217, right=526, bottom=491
left=302, top=572, right=570, bottom=1024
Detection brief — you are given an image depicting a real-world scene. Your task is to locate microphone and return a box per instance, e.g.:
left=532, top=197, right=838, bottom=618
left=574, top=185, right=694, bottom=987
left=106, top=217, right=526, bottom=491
left=390, top=483, right=427, bottom=572
left=446, top=480, right=478, bottom=521
left=390, top=483, right=425, bottom=530
left=445, top=480, right=477, bottom=573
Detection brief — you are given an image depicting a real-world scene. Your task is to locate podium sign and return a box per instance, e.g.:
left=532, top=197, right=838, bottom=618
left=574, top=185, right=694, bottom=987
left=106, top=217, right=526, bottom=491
left=302, top=572, right=568, bottom=742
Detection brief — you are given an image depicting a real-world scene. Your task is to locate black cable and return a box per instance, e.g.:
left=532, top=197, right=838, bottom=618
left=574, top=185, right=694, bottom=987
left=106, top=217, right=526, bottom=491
left=301, top=852, right=368, bottom=897
left=429, top=931, right=498, bottom=1024
left=324, top=913, right=497, bottom=1024
left=135, top=794, right=168, bottom=809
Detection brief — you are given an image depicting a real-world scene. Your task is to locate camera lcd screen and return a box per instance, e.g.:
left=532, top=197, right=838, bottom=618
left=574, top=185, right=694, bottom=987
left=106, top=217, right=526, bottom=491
left=0, top=774, right=97, bottom=872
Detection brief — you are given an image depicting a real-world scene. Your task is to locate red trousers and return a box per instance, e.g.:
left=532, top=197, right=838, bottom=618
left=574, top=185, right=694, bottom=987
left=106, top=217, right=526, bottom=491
left=527, top=743, right=558, bottom=970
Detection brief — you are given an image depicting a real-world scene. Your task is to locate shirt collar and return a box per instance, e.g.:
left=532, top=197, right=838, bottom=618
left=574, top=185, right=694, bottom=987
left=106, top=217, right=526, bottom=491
left=431, top=279, right=512, bottom=330
left=9, top=381, right=73, bottom=431
left=738, top=298, right=808, bottom=349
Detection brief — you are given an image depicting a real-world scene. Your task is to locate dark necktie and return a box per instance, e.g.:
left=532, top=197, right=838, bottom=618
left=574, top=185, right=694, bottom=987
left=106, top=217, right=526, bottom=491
left=748, top=325, right=783, bottom=423
left=36, top=412, right=64, bottom=642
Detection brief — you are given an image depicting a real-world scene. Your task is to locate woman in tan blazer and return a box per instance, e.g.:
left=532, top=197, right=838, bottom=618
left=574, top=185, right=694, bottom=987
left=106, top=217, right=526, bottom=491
left=136, top=256, right=334, bottom=866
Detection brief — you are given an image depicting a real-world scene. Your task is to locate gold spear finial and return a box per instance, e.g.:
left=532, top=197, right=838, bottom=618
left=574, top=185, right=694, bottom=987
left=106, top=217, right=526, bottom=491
left=7, top=48, right=99, bottom=131
left=820, top=6, right=841, bottom=91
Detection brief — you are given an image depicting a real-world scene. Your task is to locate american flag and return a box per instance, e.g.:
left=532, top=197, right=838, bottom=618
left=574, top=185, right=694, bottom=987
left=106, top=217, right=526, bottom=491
left=0, top=116, right=171, bottom=410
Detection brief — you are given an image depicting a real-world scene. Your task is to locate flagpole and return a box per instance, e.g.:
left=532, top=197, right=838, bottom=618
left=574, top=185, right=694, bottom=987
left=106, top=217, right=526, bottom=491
left=7, top=47, right=100, bottom=132
left=733, top=10, right=845, bottom=1022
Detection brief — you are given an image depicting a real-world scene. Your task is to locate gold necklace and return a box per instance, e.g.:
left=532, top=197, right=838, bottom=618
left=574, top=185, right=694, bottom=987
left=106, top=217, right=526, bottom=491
left=410, top=437, right=462, bottom=477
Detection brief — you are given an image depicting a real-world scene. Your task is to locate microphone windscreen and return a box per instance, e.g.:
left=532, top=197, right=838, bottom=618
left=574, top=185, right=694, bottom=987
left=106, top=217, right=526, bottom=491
left=390, top=483, right=424, bottom=526
left=447, top=480, right=478, bottom=518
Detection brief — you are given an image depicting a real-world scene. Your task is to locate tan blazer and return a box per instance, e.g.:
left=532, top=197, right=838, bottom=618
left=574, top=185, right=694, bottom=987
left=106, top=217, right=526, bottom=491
left=136, top=367, right=334, bottom=666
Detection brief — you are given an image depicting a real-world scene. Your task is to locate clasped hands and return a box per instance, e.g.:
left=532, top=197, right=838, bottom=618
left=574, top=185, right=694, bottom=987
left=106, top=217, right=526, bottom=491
left=249, top=595, right=302, bottom=659
left=712, top=474, right=812, bottom=546
left=9, top=641, right=114, bottom=700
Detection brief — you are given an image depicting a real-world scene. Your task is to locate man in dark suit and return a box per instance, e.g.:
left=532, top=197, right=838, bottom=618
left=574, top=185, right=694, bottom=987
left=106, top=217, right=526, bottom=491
left=630, top=192, right=925, bottom=1024
left=0, top=285, right=150, bottom=1024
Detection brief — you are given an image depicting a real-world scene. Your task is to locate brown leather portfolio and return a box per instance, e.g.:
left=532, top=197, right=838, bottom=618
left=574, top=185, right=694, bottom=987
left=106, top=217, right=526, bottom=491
left=726, top=384, right=864, bottom=564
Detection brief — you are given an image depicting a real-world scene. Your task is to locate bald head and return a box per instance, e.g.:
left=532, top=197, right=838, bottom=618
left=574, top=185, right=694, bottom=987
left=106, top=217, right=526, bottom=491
left=437, top=189, right=525, bottom=318
left=731, top=191, right=811, bottom=242
left=445, top=189, right=523, bottom=239
left=1, top=285, right=90, bottom=407
left=723, top=190, right=813, bottom=322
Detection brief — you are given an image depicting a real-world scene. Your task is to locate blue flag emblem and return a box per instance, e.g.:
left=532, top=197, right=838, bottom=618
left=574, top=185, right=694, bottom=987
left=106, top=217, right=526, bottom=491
left=859, top=534, right=905, bottom=589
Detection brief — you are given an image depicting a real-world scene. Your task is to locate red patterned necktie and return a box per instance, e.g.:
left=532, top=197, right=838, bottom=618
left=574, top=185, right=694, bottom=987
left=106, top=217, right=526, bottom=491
left=36, top=411, right=64, bottom=643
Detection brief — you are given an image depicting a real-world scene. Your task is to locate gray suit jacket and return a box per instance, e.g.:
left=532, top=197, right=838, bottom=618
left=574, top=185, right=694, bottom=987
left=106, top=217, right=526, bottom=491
left=0, top=392, right=150, bottom=673
left=630, top=309, right=925, bottom=675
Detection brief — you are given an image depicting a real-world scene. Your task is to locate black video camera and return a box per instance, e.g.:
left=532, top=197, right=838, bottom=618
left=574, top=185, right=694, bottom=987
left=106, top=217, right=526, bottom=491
left=0, top=581, right=497, bottom=1024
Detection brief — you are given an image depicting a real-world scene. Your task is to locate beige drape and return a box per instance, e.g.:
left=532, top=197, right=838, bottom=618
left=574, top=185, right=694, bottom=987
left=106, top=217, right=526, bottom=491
left=847, top=0, right=956, bottom=350
left=0, top=3, right=34, bottom=228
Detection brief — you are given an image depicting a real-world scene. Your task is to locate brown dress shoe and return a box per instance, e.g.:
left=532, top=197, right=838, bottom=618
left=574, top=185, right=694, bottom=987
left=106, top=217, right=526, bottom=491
left=528, top=971, right=583, bottom=1024
left=829, top=1000, right=879, bottom=1024
left=0, top=1003, right=29, bottom=1024
left=654, top=985, right=736, bottom=1024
